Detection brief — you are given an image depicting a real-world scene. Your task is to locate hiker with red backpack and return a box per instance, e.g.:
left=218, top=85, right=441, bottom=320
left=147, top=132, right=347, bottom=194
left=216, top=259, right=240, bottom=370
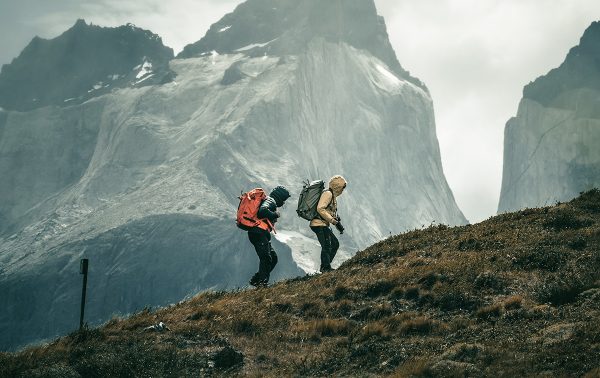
left=300, top=175, right=347, bottom=272
left=237, top=186, right=291, bottom=287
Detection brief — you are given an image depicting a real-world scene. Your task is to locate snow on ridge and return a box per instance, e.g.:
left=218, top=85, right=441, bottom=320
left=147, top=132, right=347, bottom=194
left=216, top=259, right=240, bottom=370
left=136, top=61, right=153, bottom=79
left=218, top=25, right=231, bottom=32
left=234, top=38, right=278, bottom=52
left=134, top=73, right=155, bottom=85
left=375, top=64, right=402, bottom=86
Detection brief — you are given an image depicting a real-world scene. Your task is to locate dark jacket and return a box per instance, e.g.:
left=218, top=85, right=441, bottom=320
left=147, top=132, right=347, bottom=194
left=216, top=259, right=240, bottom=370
left=258, top=196, right=279, bottom=223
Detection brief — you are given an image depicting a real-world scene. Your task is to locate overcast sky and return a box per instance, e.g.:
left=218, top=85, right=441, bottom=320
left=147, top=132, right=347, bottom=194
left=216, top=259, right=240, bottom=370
left=1, top=0, right=599, bottom=223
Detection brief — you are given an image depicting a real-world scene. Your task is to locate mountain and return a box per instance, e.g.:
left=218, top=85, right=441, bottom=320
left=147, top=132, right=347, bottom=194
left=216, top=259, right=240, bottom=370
left=177, top=0, right=424, bottom=89
left=0, top=19, right=174, bottom=112
left=0, top=0, right=465, bottom=351
left=498, top=21, right=600, bottom=213
left=2, top=190, right=599, bottom=377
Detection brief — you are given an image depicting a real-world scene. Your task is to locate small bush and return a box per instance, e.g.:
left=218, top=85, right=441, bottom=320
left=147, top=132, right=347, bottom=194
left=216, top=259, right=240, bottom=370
left=357, top=322, right=390, bottom=340
left=503, top=296, right=523, bottom=310
left=435, top=291, right=479, bottom=311
left=403, top=286, right=421, bottom=300
left=513, top=246, right=565, bottom=271
left=273, top=302, right=293, bottom=313
left=350, top=303, right=393, bottom=321
left=567, top=236, right=587, bottom=250
left=333, top=285, right=352, bottom=300
left=298, top=301, right=325, bottom=318
left=474, top=271, right=506, bottom=292
left=303, top=319, right=354, bottom=339
left=535, top=270, right=595, bottom=305
left=232, top=319, right=256, bottom=335
left=458, top=238, right=483, bottom=251
left=367, top=303, right=394, bottom=320
left=399, top=317, right=440, bottom=335
left=418, top=272, right=444, bottom=289
left=543, top=208, right=593, bottom=231
left=333, top=299, right=353, bottom=317
left=365, top=280, right=397, bottom=298
left=475, top=303, right=502, bottom=320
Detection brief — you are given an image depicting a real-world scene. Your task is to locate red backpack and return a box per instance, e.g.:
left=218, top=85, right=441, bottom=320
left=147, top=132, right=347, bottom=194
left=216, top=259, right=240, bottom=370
left=236, top=188, right=274, bottom=232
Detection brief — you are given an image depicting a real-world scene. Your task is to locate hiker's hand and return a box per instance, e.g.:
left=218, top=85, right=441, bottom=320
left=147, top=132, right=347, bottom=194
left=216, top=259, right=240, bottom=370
left=331, top=218, right=338, bottom=225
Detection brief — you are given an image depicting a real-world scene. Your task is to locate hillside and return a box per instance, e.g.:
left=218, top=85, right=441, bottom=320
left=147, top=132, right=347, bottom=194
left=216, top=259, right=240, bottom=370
left=2, top=190, right=599, bottom=377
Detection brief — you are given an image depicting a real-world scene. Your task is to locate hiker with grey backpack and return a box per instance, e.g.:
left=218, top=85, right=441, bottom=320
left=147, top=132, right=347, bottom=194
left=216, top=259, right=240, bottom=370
left=297, top=175, right=347, bottom=272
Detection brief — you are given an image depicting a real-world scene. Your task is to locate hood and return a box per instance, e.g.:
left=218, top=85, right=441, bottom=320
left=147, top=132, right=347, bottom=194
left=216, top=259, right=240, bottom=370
left=329, top=175, right=347, bottom=197
left=270, top=186, right=291, bottom=206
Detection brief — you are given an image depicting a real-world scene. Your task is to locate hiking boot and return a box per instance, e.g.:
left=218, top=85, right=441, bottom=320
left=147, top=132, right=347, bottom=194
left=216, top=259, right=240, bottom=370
left=249, top=275, right=269, bottom=288
left=249, top=275, right=261, bottom=287
left=320, top=266, right=333, bottom=273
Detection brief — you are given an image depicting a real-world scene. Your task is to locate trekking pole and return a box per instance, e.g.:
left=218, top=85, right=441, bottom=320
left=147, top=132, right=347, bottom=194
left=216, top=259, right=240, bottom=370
left=79, top=259, right=89, bottom=330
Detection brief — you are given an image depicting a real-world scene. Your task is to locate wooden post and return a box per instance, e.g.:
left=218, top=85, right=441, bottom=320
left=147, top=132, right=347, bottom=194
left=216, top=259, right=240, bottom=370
left=79, top=259, right=89, bottom=330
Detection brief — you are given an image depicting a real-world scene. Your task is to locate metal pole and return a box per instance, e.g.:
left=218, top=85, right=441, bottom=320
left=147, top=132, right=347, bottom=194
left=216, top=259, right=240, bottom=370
left=79, top=259, right=89, bottom=330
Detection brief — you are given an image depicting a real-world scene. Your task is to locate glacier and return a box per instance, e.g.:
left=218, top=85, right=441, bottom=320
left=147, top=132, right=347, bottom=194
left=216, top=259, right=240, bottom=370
left=0, top=0, right=465, bottom=351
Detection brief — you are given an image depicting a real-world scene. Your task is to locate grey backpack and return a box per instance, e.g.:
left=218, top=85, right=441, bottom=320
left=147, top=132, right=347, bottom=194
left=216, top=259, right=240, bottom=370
left=296, top=180, right=325, bottom=221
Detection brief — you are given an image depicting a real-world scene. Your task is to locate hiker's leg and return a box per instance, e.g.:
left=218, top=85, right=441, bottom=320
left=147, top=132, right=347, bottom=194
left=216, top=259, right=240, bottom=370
left=268, top=244, right=278, bottom=273
left=311, top=226, right=332, bottom=270
left=327, top=227, right=340, bottom=264
left=248, top=230, right=271, bottom=282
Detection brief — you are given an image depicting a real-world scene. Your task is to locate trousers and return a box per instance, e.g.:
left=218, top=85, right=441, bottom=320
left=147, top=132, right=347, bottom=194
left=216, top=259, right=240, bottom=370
left=248, top=228, right=278, bottom=283
left=310, top=226, right=339, bottom=270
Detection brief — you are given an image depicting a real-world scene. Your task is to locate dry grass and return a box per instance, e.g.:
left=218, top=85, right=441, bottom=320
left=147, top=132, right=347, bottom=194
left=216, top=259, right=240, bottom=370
left=2, top=190, right=600, bottom=377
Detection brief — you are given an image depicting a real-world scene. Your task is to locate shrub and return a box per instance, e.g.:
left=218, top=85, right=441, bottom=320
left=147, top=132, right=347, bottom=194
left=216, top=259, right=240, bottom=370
left=273, top=302, right=293, bottom=313
left=357, top=322, right=390, bottom=340
left=435, top=291, right=479, bottom=311
left=399, top=317, right=440, bottom=335
left=567, top=236, right=587, bottom=251
left=512, top=245, right=565, bottom=271
left=475, top=303, right=502, bottom=320
left=333, top=299, right=353, bottom=317
left=232, top=319, right=256, bottom=335
left=349, top=304, right=393, bottom=321
left=543, top=208, right=593, bottom=231
left=365, top=280, right=397, bottom=298
left=403, top=285, right=421, bottom=300
left=535, top=269, right=595, bottom=305
left=474, top=271, right=506, bottom=292
left=298, top=301, right=325, bottom=318
left=304, top=319, right=354, bottom=339
left=418, top=272, right=443, bottom=289
left=458, top=238, right=483, bottom=251
left=503, top=296, right=523, bottom=310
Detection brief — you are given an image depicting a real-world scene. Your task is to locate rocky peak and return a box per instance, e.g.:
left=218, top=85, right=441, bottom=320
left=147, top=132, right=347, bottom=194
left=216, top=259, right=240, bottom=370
left=0, top=19, right=175, bottom=111
left=523, top=21, right=600, bottom=107
left=177, top=0, right=425, bottom=90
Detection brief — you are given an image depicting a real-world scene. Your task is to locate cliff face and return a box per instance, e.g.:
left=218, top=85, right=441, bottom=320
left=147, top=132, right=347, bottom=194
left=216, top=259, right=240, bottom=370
left=499, top=22, right=600, bottom=213
left=0, top=0, right=465, bottom=350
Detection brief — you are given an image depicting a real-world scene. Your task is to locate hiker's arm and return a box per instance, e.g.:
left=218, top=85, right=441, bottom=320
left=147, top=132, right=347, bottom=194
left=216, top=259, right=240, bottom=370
left=316, top=191, right=336, bottom=224
left=258, top=199, right=279, bottom=222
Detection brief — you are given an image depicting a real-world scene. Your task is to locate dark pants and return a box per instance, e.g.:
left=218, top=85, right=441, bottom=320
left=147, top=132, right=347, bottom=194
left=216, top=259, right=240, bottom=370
left=248, top=228, right=278, bottom=283
left=310, top=226, right=339, bottom=270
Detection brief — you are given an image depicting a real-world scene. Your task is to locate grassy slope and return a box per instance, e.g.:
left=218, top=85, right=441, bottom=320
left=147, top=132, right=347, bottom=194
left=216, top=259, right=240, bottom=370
left=2, top=190, right=600, bottom=377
